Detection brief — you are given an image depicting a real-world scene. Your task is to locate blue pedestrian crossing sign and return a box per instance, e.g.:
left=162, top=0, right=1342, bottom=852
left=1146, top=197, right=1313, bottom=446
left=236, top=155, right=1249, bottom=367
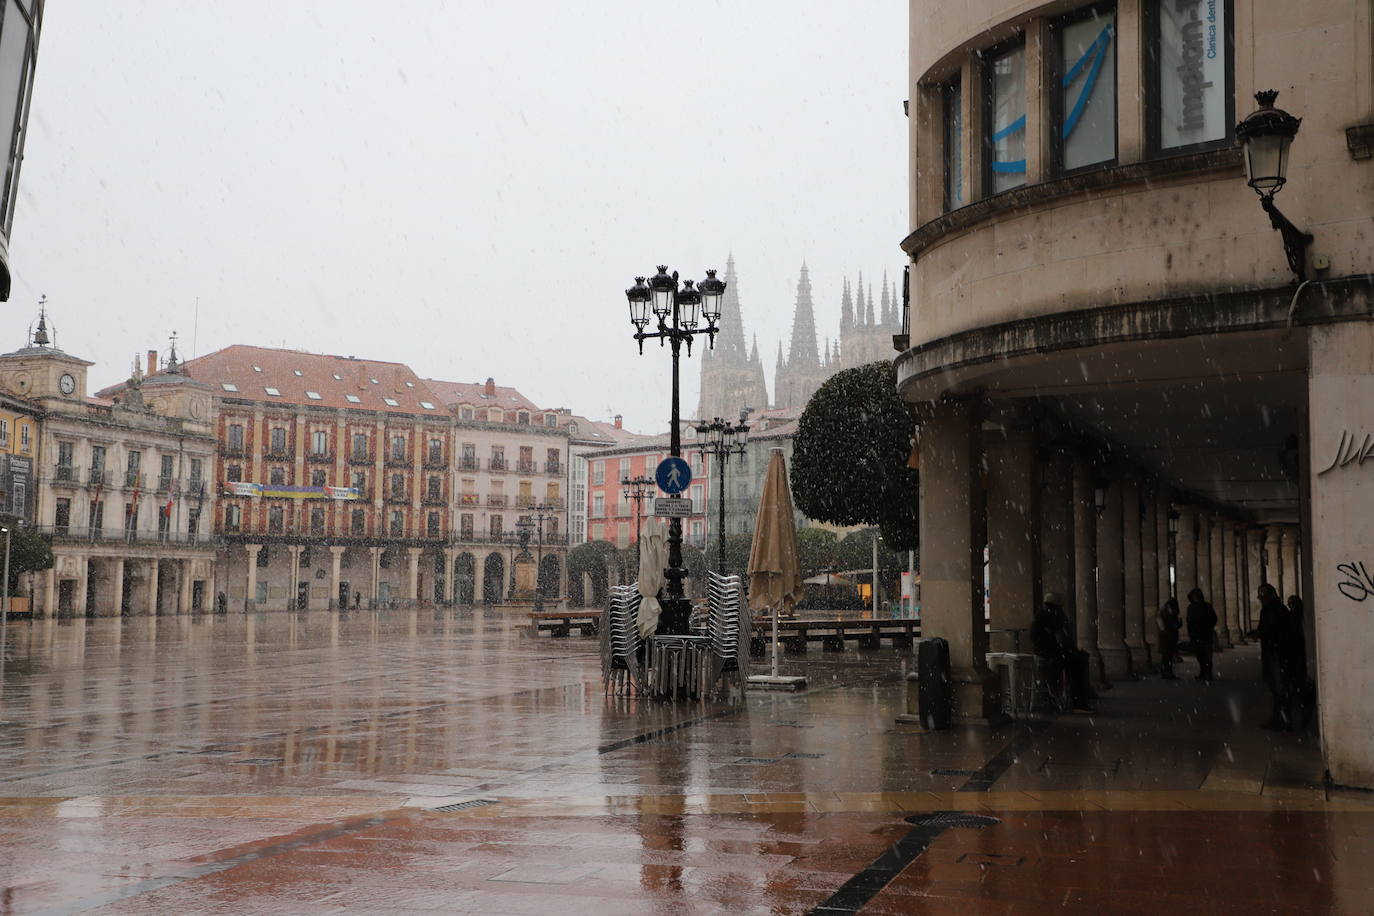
left=655, top=456, right=692, bottom=495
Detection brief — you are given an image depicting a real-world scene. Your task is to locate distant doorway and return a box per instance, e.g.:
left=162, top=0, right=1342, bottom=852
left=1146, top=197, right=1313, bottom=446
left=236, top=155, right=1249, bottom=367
left=482, top=553, right=504, bottom=604
left=296, top=582, right=309, bottom=610
left=338, top=580, right=350, bottom=609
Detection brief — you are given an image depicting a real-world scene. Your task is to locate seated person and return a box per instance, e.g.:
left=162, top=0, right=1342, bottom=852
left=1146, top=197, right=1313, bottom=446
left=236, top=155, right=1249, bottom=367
left=1030, top=592, right=1094, bottom=713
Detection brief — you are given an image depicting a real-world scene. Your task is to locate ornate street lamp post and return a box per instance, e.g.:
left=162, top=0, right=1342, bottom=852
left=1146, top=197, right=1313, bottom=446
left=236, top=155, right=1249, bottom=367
left=1236, top=90, right=1311, bottom=282
left=621, top=474, right=654, bottom=561
left=524, top=503, right=554, bottom=612
left=624, top=265, right=725, bottom=634
left=693, top=413, right=750, bottom=575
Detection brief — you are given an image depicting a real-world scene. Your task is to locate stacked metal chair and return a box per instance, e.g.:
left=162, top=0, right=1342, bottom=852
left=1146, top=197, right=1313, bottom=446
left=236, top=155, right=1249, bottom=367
left=706, top=571, right=749, bottom=694
left=601, top=583, right=645, bottom=695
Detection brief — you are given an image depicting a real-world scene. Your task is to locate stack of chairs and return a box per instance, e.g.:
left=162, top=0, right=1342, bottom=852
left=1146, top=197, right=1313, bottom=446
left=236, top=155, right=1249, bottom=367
left=706, top=572, right=748, bottom=694
left=601, top=584, right=645, bottom=695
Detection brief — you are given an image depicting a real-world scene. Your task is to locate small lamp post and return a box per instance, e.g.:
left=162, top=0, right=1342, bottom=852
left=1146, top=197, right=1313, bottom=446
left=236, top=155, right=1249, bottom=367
left=621, top=475, right=655, bottom=561
left=623, top=265, right=725, bottom=634
left=692, top=412, right=750, bottom=575
left=1236, top=90, right=1312, bottom=282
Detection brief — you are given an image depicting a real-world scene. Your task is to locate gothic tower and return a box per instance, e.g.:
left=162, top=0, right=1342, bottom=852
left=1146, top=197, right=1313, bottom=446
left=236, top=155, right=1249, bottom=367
left=773, top=263, right=830, bottom=410
left=696, top=255, right=769, bottom=421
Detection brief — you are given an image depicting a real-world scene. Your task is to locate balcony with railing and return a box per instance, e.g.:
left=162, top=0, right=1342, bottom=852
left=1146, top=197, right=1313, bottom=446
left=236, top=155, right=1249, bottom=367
left=88, top=467, right=110, bottom=487
left=424, top=449, right=447, bottom=469
left=348, top=448, right=373, bottom=465
left=385, top=488, right=411, bottom=505
left=516, top=495, right=537, bottom=508
left=265, top=446, right=293, bottom=461
left=35, top=525, right=211, bottom=547
left=487, top=494, right=508, bottom=507
left=516, top=459, right=538, bottom=475
left=459, top=492, right=480, bottom=506
left=545, top=460, right=562, bottom=475
left=123, top=471, right=144, bottom=490
left=488, top=458, right=508, bottom=472
left=422, top=490, right=446, bottom=506
left=457, top=456, right=479, bottom=471
left=384, top=450, right=409, bottom=468
left=52, top=464, right=80, bottom=487
left=156, top=475, right=176, bottom=493
left=307, top=448, right=334, bottom=464
left=220, top=442, right=246, bottom=458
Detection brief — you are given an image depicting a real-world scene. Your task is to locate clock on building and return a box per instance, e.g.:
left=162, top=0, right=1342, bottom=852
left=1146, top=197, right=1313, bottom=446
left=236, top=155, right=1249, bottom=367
left=59, top=373, right=75, bottom=396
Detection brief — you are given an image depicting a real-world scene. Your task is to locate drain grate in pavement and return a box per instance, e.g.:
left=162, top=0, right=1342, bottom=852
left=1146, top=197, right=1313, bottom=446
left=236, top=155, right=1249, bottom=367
left=784, top=752, right=824, bottom=759
left=929, top=767, right=977, bottom=777
left=432, top=798, right=500, bottom=813
left=235, top=758, right=283, bottom=766
left=733, top=757, right=780, bottom=765
left=905, top=812, right=1001, bottom=829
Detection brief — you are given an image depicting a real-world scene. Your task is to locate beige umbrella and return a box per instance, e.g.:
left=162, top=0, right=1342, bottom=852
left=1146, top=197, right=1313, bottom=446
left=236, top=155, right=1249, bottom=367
left=748, top=447, right=805, bottom=682
left=636, top=517, right=667, bottom=639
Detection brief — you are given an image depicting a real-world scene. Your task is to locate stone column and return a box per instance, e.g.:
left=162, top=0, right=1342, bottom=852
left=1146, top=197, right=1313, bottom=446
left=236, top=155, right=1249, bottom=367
left=475, top=554, right=486, bottom=604
left=1040, top=448, right=1074, bottom=624
left=108, top=557, right=125, bottom=617
left=1264, top=524, right=1283, bottom=592
left=330, top=546, right=345, bottom=610
left=1280, top=525, right=1300, bottom=601
left=1208, top=516, right=1230, bottom=647
left=1121, top=477, right=1147, bottom=674
left=178, top=560, right=193, bottom=615
left=984, top=421, right=1040, bottom=650
left=369, top=546, right=382, bottom=605
left=245, top=544, right=262, bottom=611
left=146, top=559, right=159, bottom=616
left=1071, top=454, right=1104, bottom=684
left=1246, top=527, right=1264, bottom=633
left=43, top=566, right=55, bottom=618
left=74, top=559, right=88, bottom=616
left=1222, top=522, right=1243, bottom=644
left=1175, top=505, right=1198, bottom=602
left=443, top=547, right=457, bottom=603
left=915, top=402, right=999, bottom=723
left=407, top=547, right=422, bottom=602
left=1140, top=483, right=1160, bottom=664
left=1096, top=475, right=1130, bottom=679
left=1196, top=513, right=1213, bottom=608
left=287, top=545, right=302, bottom=610
left=1155, top=487, right=1172, bottom=606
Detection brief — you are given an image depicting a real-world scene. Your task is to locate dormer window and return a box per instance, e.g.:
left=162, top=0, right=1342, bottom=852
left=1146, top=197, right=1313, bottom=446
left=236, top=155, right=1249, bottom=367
left=253, top=366, right=262, bottom=372
left=305, top=391, right=322, bottom=400
left=221, top=382, right=238, bottom=392
left=264, top=387, right=281, bottom=396
left=346, top=394, right=361, bottom=403
left=383, top=397, right=399, bottom=407
left=370, top=378, right=378, bottom=385
left=333, top=373, right=342, bottom=380
left=420, top=401, right=436, bottom=410
left=405, top=381, right=415, bottom=388
left=293, top=370, right=303, bottom=376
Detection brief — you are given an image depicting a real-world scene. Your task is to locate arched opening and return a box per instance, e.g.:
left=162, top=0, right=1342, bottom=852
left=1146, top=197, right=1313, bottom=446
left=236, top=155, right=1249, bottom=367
left=454, top=553, right=475, bottom=605
left=482, top=552, right=504, bottom=604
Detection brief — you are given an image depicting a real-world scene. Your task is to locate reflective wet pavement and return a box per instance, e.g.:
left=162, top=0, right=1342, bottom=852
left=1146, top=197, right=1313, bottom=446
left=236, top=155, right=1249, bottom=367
left=0, top=610, right=1369, bottom=914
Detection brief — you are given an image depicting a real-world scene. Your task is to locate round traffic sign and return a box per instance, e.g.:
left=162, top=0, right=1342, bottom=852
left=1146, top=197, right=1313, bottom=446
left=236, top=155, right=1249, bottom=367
left=655, top=457, right=692, bottom=495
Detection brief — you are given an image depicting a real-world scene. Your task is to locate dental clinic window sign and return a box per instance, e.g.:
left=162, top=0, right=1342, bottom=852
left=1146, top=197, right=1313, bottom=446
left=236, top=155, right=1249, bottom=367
left=1151, top=0, right=1230, bottom=153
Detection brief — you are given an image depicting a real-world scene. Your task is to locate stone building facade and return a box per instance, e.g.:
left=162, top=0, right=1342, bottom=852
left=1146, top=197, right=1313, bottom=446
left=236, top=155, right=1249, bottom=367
left=897, top=0, right=1374, bottom=786
left=13, top=323, right=218, bottom=616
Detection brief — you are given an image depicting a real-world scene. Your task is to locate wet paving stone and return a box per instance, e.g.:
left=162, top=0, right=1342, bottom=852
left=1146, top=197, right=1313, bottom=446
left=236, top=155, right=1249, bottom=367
left=0, top=609, right=1368, bottom=913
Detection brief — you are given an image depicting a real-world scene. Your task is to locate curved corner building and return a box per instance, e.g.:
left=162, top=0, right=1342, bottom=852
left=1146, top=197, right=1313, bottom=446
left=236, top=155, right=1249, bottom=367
left=897, top=0, right=1374, bottom=786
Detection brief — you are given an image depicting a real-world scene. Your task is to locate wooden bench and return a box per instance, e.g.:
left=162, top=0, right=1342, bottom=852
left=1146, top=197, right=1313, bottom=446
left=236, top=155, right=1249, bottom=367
left=528, top=610, right=600, bottom=637
left=748, top=617, right=920, bottom=655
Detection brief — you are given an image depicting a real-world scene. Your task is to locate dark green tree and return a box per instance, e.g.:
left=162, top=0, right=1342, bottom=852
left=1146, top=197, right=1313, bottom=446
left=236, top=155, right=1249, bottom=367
left=795, top=527, right=838, bottom=579
left=567, top=540, right=619, bottom=606
left=9, top=527, right=53, bottom=590
left=790, top=360, right=919, bottom=551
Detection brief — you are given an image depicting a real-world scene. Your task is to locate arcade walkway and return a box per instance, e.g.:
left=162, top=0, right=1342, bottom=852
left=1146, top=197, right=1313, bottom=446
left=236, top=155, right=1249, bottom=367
left=0, top=610, right=1367, bottom=914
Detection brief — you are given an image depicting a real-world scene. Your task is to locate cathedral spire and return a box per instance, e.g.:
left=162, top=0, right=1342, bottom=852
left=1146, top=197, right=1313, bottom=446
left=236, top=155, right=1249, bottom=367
left=880, top=271, right=891, bottom=327
left=865, top=285, right=876, bottom=326
left=750, top=333, right=760, bottom=365
left=786, top=263, right=820, bottom=369
left=855, top=274, right=865, bottom=326
left=840, top=278, right=853, bottom=333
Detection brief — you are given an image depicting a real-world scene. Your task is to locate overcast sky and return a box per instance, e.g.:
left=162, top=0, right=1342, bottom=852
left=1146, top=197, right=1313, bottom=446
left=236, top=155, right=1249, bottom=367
left=7, top=1, right=907, bottom=432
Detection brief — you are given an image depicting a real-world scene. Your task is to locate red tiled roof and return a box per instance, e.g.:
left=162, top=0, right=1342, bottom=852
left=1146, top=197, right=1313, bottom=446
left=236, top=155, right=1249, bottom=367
left=174, top=345, right=447, bottom=416
left=423, top=378, right=541, bottom=414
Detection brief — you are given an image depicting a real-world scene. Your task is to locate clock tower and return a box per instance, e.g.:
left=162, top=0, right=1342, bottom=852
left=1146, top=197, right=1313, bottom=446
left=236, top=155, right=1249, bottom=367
left=0, top=307, right=93, bottom=405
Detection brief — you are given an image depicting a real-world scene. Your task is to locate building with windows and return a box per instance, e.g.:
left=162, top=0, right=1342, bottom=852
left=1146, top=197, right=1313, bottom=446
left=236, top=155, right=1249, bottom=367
left=897, top=0, right=1374, bottom=786
left=423, top=377, right=571, bottom=605
left=153, top=345, right=457, bottom=611
left=560, top=412, right=647, bottom=547
left=9, top=319, right=218, bottom=616
left=585, top=425, right=711, bottom=551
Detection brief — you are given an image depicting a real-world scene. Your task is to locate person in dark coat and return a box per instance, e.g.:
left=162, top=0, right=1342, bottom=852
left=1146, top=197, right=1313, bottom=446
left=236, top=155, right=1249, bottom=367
left=1031, top=592, right=1093, bottom=712
left=1157, top=598, right=1182, bottom=679
left=1255, top=584, right=1289, bottom=726
left=1282, top=595, right=1310, bottom=728
left=1186, top=588, right=1217, bottom=681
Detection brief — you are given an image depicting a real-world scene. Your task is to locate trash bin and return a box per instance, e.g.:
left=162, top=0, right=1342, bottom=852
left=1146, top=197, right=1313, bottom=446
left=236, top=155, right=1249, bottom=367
left=916, top=636, right=951, bottom=730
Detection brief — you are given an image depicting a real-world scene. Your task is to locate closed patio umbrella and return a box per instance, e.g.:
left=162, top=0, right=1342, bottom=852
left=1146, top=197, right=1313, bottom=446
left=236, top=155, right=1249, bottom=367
left=636, top=517, right=667, bottom=639
left=747, top=447, right=806, bottom=686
